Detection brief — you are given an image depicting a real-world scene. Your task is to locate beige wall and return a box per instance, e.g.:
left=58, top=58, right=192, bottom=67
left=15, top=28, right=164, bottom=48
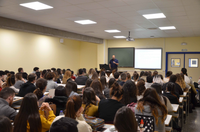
left=0, top=28, right=98, bottom=74
left=97, top=37, right=200, bottom=76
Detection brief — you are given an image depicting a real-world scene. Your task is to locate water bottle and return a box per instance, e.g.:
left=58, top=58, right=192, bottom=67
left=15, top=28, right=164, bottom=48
left=59, top=110, right=64, bottom=116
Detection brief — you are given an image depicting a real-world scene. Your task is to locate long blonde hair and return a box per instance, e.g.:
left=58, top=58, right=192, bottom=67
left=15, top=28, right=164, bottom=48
left=176, top=73, right=186, bottom=89
left=62, top=70, right=71, bottom=84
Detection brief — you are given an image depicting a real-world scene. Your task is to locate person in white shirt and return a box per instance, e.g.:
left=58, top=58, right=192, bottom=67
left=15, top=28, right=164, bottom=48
left=181, top=68, right=191, bottom=84
left=164, top=71, right=172, bottom=83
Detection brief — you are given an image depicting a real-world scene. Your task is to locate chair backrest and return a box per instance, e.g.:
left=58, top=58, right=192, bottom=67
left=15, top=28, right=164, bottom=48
left=135, top=114, right=155, bottom=132
left=50, top=104, right=57, bottom=115
left=49, top=89, right=55, bottom=98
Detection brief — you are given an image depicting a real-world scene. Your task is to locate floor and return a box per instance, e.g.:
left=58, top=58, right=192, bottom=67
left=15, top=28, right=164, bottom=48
left=182, top=107, right=200, bottom=132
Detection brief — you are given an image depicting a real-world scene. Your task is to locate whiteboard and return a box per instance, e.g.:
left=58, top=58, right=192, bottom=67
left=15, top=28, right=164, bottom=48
left=134, top=48, right=162, bottom=69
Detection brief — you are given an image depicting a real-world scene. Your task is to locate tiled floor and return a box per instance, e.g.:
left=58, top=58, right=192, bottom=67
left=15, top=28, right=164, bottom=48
left=182, top=107, right=200, bottom=132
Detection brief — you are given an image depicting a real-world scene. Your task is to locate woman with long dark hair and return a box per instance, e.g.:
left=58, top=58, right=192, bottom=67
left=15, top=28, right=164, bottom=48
left=163, top=82, right=179, bottom=104
left=121, top=80, right=137, bottom=105
left=98, top=82, right=124, bottom=123
left=33, top=78, right=49, bottom=107
left=65, top=81, right=78, bottom=97
left=136, top=80, right=146, bottom=101
left=53, top=95, right=92, bottom=132
left=82, top=87, right=99, bottom=117
left=2, top=74, right=19, bottom=93
left=90, top=79, right=105, bottom=99
left=0, top=116, right=12, bottom=132
left=114, top=107, right=137, bottom=132
left=14, top=93, right=56, bottom=132
left=104, top=78, right=116, bottom=98
left=135, top=88, right=167, bottom=132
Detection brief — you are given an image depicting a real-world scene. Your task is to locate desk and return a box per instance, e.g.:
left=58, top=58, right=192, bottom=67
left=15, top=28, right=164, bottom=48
left=179, top=97, right=183, bottom=103
left=57, top=84, right=85, bottom=89
left=165, top=114, right=172, bottom=126
left=44, top=92, right=49, bottom=95
left=172, top=104, right=179, bottom=112
left=13, top=96, right=23, bottom=103
left=180, top=92, right=187, bottom=97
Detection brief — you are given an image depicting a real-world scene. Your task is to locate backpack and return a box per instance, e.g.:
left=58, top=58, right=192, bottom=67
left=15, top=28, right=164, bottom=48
left=135, top=114, right=155, bottom=132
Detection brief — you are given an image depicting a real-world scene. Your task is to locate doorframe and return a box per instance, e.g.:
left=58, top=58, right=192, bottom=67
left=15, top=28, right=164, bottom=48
left=165, top=52, right=200, bottom=76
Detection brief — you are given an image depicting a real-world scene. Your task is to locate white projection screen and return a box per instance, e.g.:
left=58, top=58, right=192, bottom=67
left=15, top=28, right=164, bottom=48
left=135, top=48, right=162, bottom=69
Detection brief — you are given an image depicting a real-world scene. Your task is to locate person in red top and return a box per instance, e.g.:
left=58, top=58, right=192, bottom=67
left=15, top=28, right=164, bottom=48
left=71, top=71, right=76, bottom=80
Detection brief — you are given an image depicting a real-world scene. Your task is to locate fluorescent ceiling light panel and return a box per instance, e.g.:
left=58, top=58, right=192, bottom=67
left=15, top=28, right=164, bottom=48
left=143, top=13, right=166, bottom=19
left=20, top=1, right=53, bottom=10
left=105, top=30, right=121, bottom=33
left=74, top=20, right=97, bottom=25
left=159, top=26, right=176, bottom=30
left=113, top=36, right=126, bottom=38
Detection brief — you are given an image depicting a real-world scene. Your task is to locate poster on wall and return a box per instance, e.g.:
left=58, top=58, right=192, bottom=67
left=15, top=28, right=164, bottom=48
left=189, top=58, right=198, bottom=68
left=171, top=58, right=181, bottom=67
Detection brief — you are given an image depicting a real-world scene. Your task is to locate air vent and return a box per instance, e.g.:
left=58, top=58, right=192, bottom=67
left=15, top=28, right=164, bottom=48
left=147, top=28, right=158, bottom=30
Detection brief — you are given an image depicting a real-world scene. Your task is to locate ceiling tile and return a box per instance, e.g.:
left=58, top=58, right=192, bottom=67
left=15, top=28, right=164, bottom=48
left=97, top=0, right=127, bottom=8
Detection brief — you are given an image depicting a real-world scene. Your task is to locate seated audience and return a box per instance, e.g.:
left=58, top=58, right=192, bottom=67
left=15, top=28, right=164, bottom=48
left=137, top=80, right=146, bottom=101
left=176, top=73, right=186, bottom=91
left=50, top=117, right=78, bottom=132
left=62, top=69, right=65, bottom=76
left=83, top=68, right=87, bottom=77
left=2, top=74, right=19, bottom=93
left=119, top=73, right=127, bottom=86
left=14, top=73, right=25, bottom=89
left=91, top=72, right=99, bottom=80
left=14, top=93, right=55, bottom=132
left=135, top=88, right=167, bottom=132
left=126, top=73, right=131, bottom=80
left=57, top=68, right=63, bottom=80
left=132, top=72, right=139, bottom=84
left=164, top=71, right=172, bottom=82
left=180, top=73, right=191, bottom=91
left=151, top=83, right=173, bottom=113
left=62, top=70, right=72, bottom=84
left=162, top=75, right=183, bottom=96
left=0, top=116, right=13, bottom=132
left=163, top=82, right=179, bottom=104
left=98, top=82, right=124, bottom=123
left=36, top=72, right=41, bottom=79
left=82, top=87, right=99, bottom=117
left=100, top=76, right=107, bottom=90
left=145, top=76, right=153, bottom=88
left=104, top=78, right=116, bottom=98
left=22, top=72, right=28, bottom=82
left=66, top=81, right=79, bottom=97
left=88, top=68, right=95, bottom=79
left=0, top=88, right=17, bottom=120
left=90, top=79, right=105, bottom=100
left=51, top=86, right=68, bottom=116
left=121, top=80, right=137, bottom=105
left=114, top=106, right=137, bottom=132
left=140, top=71, right=147, bottom=82
left=114, top=72, right=121, bottom=84
left=41, top=70, right=47, bottom=79
left=75, top=69, right=88, bottom=85
left=53, top=95, right=92, bottom=132
left=32, top=67, right=39, bottom=73
left=82, top=78, right=93, bottom=93
left=18, top=73, right=37, bottom=97
left=109, top=69, right=116, bottom=79
left=33, top=78, right=49, bottom=107
left=18, top=67, right=24, bottom=73
left=181, top=68, right=191, bottom=84
left=46, top=72, right=58, bottom=92
left=153, top=75, right=164, bottom=85
left=153, top=70, right=158, bottom=77
left=71, top=71, right=76, bottom=80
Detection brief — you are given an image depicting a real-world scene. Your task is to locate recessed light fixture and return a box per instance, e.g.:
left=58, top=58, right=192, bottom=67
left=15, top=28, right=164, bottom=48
left=74, top=20, right=97, bottom=25
left=113, top=36, right=126, bottom=38
left=105, top=30, right=121, bottom=33
left=159, top=26, right=176, bottom=30
left=20, top=1, right=53, bottom=10
left=143, top=13, right=166, bottom=19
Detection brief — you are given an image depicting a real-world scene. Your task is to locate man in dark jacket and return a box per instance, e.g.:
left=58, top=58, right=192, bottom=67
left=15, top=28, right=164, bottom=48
left=0, top=88, right=17, bottom=120
left=162, top=75, right=183, bottom=96
left=18, top=73, right=37, bottom=97
left=75, top=69, right=88, bottom=85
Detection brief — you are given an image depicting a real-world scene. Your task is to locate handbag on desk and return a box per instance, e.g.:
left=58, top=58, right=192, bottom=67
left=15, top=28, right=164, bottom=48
left=83, top=114, right=105, bottom=131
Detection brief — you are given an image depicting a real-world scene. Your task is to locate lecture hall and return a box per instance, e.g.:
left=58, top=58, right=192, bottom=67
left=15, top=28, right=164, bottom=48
left=0, top=0, right=200, bottom=132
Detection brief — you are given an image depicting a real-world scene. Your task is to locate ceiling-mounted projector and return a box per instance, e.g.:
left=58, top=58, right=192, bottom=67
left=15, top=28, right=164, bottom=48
left=126, top=31, right=134, bottom=41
